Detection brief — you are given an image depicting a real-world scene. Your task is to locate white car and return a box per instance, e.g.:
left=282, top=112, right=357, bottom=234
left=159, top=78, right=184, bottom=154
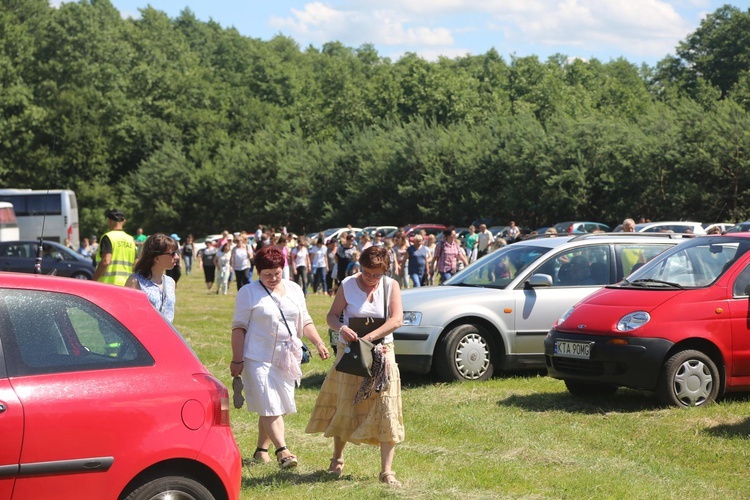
left=321, top=227, right=363, bottom=244
left=635, top=221, right=706, bottom=235
left=703, top=222, right=735, bottom=234
left=394, top=233, right=685, bottom=382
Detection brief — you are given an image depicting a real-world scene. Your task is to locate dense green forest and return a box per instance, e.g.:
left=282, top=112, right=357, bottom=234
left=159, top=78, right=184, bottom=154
left=2, top=0, right=750, bottom=239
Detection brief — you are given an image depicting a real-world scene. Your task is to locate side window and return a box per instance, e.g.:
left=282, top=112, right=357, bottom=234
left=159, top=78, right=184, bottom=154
left=616, top=244, right=673, bottom=279
left=546, top=245, right=610, bottom=287
left=733, top=264, right=750, bottom=297
left=0, top=289, right=153, bottom=376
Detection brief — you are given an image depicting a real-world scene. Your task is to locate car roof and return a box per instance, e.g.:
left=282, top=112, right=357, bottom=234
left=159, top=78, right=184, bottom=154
left=514, top=232, right=688, bottom=250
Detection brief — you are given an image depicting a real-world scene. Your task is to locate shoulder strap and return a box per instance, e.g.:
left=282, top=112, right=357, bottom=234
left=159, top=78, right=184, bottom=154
left=259, top=282, right=293, bottom=337
left=382, top=276, right=388, bottom=318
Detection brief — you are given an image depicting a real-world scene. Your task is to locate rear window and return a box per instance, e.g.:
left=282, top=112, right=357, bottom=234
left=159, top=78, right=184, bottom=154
left=0, top=289, right=153, bottom=376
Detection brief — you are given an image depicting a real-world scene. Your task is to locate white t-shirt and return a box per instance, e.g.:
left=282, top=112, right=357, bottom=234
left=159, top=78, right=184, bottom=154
left=292, top=246, right=308, bottom=268
left=310, top=245, right=327, bottom=269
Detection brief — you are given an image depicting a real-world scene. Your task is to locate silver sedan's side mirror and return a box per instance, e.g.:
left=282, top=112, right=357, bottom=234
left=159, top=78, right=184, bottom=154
left=528, top=274, right=553, bottom=287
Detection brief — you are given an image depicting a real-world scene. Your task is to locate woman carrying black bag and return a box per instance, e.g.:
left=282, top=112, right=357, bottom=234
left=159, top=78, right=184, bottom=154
left=305, top=246, right=405, bottom=486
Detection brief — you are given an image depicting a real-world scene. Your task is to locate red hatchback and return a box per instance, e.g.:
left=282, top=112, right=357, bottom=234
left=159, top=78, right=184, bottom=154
left=545, top=234, right=750, bottom=407
left=0, top=274, right=240, bottom=499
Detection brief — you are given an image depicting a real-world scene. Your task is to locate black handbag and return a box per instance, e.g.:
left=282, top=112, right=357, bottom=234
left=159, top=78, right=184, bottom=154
left=335, top=337, right=375, bottom=377
left=335, top=277, right=388, bottom=376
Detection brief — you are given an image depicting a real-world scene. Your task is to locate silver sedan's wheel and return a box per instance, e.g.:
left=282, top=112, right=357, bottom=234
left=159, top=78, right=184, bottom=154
left=657, top=349, right=720, bottom=407
left=435, top=324, right=495, bottom=382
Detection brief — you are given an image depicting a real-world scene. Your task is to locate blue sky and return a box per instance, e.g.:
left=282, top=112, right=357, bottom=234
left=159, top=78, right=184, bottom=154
left=96, top=1, right=750, bottom=66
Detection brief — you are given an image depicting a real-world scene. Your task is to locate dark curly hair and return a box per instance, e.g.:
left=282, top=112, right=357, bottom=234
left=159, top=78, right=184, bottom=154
left=255, top=245, right=286, bottom=271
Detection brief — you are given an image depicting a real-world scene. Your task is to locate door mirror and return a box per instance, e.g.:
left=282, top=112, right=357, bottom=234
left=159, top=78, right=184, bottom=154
left=528, top=274, right=553, bottom=287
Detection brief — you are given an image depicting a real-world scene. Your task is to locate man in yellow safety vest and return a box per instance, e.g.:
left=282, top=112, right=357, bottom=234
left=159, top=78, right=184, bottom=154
left=94, top=208, right=136, bottom=286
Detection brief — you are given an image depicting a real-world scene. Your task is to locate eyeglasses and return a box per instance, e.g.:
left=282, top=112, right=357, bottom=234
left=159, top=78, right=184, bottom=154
left=361, top=269, right=385, bottom=280
left=161, top=251, right=179, bottom=257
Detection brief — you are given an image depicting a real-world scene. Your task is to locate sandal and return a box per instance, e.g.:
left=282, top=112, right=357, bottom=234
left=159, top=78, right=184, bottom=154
left=232, top=377, right=244, bottom=409
left=379, top=471, right=401, bottom=487
left=275, top=446, right=298, bottom=469
left=327, top=458, right=344, bottom=477
left=252, top=447, right=271, bottom=464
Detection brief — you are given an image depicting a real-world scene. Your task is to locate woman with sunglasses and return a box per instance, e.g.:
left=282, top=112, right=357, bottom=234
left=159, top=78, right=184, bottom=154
left=125, top=233, right=179, bottom=322
left=306, top=245, right=405, bottom=486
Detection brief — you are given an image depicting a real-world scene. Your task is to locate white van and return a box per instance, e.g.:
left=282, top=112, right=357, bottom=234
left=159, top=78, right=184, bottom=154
left=0, top=202, right=20, bottom=241
left=0, top=189, right=79, bottom=248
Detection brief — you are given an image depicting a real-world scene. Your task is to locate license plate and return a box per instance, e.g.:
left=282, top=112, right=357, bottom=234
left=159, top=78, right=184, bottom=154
left=329, top=329, right=339, bottom=346
left=554, top=340, right=592, bottom=359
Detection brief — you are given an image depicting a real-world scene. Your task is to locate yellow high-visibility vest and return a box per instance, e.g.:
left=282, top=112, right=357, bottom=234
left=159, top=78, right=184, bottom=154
left=97, top=230, right=136, bottom=286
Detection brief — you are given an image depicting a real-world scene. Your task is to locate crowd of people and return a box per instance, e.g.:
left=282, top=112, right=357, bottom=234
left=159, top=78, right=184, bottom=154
left=81, top=211, right=574, bottom=487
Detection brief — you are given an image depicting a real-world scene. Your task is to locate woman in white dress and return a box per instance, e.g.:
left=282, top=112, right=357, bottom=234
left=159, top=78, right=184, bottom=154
left=229, top=245, right=330, bottom=467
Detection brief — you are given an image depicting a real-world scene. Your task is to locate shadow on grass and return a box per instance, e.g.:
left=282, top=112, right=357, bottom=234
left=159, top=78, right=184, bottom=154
left=497, top=388, right=663, bottom=414
left=703, top=417, right=750, bottom=439
left=241, top=467, right=363, bottom=489
left=301, top=372, right=327, bottom=389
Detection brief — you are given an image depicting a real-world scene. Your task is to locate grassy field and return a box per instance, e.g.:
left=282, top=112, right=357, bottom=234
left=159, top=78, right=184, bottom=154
left=174, top=270, right=750, bottom=499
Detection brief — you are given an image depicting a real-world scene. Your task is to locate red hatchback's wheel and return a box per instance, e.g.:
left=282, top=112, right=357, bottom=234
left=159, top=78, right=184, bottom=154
left=123, top=475, right=215, bottom=500
left=657, top=349, right=720, bottom=407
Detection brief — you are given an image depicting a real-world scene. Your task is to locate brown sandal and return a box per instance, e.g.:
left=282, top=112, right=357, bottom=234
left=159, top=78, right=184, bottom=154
left=275, top=446, right=298, bottom=469
left=327, top=458, right=344, bottom=477
left=379, top=471, right=401, bottom=487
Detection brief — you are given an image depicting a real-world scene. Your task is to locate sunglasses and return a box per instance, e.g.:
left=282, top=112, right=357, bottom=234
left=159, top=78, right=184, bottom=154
left=161, top=251, right=179, bottom=257
left=361, top=269, right=385, bottom=280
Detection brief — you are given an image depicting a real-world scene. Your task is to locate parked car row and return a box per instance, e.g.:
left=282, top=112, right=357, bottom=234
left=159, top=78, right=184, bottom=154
left=394, top=228, right=750, bottom=408
left=393, top=233, right=684, bottom=381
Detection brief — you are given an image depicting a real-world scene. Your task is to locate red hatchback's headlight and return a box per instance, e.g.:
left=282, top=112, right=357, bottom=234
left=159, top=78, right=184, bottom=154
left=194, top=373, right=230, bottom=427
left=616, top=311, right=650, bottom=332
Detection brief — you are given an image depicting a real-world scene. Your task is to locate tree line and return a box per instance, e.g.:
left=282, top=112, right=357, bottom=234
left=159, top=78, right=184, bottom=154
left=2, top=0, right=750, bottom=239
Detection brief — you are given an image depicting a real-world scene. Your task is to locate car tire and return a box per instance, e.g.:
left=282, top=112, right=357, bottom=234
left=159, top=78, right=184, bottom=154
left=71, top=272, right=90, bottom=280
left=657, top=349, right=720, bottom=407
left=435, top=324, right=495, bottom=382
left=564, top=379, right=618, bottom=397
left=123, top=475, right=215, bottom=500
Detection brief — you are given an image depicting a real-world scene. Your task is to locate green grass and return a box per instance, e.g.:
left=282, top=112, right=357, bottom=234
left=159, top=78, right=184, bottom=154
left=174, top=271, right=750, bottom=499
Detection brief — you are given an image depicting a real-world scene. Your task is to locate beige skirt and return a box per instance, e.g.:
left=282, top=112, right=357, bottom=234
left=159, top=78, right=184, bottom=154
left=305, top=342, right=404, bottom=445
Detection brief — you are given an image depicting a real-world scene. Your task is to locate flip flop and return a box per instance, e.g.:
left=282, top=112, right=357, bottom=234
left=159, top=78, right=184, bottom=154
left=232, top=376, right=244, bottom=409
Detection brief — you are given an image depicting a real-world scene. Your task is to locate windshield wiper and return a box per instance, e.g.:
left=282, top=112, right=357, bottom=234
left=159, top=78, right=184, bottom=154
left=630, top=278, right=685, bottom=289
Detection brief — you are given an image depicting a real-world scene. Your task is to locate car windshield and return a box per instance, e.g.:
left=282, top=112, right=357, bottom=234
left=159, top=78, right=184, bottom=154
left=624, top=237, right=750, bottom=288
left=444, top=244, right=551, bottom=288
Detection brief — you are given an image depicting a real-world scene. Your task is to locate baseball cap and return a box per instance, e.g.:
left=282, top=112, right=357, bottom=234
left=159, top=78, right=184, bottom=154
left=104, top=208, right=126, bottom=222
left=170, top=233, right=181, bottom=241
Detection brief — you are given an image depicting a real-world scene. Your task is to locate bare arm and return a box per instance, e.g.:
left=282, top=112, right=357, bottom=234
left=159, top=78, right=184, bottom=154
left=124, top=275, right=141, bottom=290
left=302, top=323, right=330, bottom=360
left=230, top=328, right=246, bottom=377
left=92, top=253, right=112, bottom=282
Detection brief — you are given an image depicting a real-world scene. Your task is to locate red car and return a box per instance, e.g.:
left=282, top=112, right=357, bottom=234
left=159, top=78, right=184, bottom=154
left=0, top=273, right=240, bottom=499
left=545, top=234, right=750, bottom=407
left=402, top=224, right=447, bottom=243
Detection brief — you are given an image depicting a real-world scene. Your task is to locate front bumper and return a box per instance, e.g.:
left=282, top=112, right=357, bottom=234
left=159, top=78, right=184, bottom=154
left=544, top=330, right=674, bottom=391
